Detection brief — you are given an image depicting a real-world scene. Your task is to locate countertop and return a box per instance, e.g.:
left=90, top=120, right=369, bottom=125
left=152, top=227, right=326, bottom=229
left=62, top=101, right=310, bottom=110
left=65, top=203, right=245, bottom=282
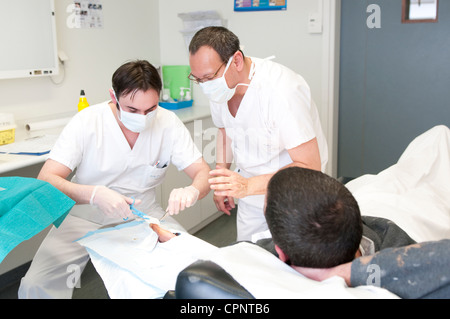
left=0, top=104, right=211, bottom=174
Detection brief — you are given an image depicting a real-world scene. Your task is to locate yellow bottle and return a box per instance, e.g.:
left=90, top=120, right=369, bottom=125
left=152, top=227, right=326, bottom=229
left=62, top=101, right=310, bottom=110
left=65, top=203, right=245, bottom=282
left=78, top=90, right=89, bottom=112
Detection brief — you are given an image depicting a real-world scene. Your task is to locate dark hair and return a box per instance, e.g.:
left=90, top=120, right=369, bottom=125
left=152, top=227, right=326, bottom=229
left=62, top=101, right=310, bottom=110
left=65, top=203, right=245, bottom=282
left=189, top=26, right=244, bottom=63
left=112, top=60, right=162, bottom=100
left=265, top=167, right=363, bottom=268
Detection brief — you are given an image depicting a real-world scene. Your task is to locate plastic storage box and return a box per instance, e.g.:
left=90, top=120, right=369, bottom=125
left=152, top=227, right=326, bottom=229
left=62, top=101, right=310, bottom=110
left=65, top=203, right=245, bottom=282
left=0, top=113, right=16, bottom=145
left=160, top=65, right=193, bottom=110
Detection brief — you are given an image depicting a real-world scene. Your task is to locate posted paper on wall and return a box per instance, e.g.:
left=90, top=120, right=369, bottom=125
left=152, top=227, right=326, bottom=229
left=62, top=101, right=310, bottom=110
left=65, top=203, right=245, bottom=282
left=69, top=1, right=103, bottom=29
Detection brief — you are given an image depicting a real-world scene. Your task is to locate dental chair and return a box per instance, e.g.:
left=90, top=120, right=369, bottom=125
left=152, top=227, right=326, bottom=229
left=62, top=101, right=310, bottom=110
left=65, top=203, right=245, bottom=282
left=164, top=260, right=254, bottom=299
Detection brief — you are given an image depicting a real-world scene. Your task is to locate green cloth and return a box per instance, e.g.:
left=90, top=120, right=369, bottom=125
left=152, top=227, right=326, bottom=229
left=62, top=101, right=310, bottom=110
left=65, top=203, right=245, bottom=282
left=0, top=177, right=75, bottom=263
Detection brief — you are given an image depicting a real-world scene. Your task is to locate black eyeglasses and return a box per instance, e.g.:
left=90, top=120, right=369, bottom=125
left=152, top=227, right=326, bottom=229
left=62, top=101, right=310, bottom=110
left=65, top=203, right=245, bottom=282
left=188, top=61, right=226, bottom=84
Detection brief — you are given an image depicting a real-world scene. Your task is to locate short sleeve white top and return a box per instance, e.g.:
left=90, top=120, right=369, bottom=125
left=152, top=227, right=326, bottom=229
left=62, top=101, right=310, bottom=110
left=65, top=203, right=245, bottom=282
left=209, top=57, right=328, bottom=178
left=49, top=101, right=202, bottom=220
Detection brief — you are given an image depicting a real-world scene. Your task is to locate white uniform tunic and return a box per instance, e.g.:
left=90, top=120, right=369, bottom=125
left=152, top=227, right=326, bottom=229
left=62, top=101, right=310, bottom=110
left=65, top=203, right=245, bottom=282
left=51, top=101, right=202, bottom=224
left=18, top=101, right=202, bottom=298
left=210, top=57, right=328, bottom=241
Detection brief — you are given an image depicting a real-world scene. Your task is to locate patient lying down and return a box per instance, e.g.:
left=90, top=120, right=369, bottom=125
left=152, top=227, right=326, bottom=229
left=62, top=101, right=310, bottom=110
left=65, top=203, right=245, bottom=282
left=147, top=164, right=449, bottom=299
left=264, top=166, right=450, bottom=299
left=147, top=163, right=449, bottom=299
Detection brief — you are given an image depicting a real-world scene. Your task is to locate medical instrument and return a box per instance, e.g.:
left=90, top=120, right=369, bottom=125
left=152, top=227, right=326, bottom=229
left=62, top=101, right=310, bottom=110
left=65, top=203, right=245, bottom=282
left=128, top=199, right=151, bottom=221
left=159, top=211, right=168, bottom=221
left=127, top=198, right=164, bottom=226
left=130, top=205, right=149, bottom=221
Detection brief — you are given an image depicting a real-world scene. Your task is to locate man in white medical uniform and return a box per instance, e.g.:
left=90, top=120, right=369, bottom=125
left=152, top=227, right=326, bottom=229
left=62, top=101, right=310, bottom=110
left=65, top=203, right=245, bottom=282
left=18, top=60, right=210, bottom=299
left=188, top=27, right=328, bottom=241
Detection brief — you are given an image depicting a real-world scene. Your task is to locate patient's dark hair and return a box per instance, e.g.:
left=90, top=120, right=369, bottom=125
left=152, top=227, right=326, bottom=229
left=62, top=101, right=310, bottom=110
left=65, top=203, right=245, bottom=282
left=265, top=167, right=363, bottom=268
left=112, top=60, right=162, bottom=100
left=189, top=26, right=244, bottom=63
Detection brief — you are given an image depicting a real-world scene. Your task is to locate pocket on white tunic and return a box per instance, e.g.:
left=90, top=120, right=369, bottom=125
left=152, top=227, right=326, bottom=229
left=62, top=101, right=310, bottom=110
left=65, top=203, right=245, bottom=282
left=108, top=163, right=168, bottom=201
left=141, top=165, right=168, bottom=188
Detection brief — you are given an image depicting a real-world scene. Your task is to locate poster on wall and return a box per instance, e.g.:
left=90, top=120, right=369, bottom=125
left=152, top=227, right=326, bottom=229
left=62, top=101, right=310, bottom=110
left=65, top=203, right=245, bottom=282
left=72, top=0, right=103, bottom=28
left=234, top=0, right=287, bottom=12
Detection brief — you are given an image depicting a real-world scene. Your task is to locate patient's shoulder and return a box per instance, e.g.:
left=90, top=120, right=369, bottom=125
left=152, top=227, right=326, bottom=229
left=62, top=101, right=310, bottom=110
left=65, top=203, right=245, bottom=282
left=362, top=216, right=416, bottom=251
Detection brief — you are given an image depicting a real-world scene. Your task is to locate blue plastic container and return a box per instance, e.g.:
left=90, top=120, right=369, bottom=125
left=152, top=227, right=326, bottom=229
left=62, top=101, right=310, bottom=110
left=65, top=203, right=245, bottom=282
left=159, top=100, right=193, bottom=110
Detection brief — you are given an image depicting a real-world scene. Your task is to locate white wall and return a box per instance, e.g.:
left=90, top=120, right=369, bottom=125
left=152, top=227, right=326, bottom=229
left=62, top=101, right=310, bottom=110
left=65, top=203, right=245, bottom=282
left=158, top=0, right=339, bottom=175
left=158, top=0, right=324, bottom=116
left=0, top=0, right=160, bottom=125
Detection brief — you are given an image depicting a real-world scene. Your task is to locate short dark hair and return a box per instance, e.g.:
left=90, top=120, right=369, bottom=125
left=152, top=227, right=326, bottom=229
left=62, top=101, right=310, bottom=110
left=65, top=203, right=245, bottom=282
left=112, top=60, right=162, bottom=100
left=189, top=26, right=244, bottom=63
left=265, top=167, right=363, bottom=268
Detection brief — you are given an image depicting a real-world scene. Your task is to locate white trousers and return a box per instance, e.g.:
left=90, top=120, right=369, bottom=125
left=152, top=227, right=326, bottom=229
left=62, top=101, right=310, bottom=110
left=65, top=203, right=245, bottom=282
left=18, top=214, right=103, bottom=299
left=18, top=210, right=183, bottom=299
left=236, top=195, right=269, bottom=242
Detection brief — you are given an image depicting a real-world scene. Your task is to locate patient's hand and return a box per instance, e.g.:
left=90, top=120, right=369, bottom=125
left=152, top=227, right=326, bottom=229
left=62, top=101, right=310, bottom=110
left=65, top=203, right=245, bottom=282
left=150, top=223, right=177, bottom=243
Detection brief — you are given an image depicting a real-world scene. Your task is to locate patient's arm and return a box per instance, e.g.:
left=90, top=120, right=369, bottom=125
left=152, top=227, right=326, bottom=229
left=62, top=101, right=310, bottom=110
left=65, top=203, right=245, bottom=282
left=297, top=240, right=450, bottom=299
left=149, top=223, right=177, bottom=243
left=351, top=240, right=450, bottom=299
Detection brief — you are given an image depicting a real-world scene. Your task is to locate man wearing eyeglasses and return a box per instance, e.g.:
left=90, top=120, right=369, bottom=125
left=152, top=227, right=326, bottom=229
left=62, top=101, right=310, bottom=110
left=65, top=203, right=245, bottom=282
left=188, top=26, right=328, bottom=241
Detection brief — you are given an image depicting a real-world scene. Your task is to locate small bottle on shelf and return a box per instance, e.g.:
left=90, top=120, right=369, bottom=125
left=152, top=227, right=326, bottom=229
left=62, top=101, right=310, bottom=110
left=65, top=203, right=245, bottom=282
left=78, top=90, right=89, bottom=112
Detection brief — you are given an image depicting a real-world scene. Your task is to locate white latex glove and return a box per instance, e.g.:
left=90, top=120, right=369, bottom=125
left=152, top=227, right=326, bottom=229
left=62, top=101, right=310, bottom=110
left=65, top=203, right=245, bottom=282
left=90, top=185, right=135, bottom=220
left=166, top=185, right=200, bottom=215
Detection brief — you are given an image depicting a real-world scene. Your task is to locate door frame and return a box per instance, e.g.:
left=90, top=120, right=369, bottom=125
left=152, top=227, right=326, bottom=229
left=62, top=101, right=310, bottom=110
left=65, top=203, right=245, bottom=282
left=321, top=0, right=341, bottom=177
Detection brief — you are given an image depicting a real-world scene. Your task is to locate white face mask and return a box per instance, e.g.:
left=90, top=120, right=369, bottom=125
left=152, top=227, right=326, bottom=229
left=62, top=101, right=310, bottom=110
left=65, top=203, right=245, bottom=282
left=113, top=90, right=156, bottom=133
left=199, top=56, right=249, bottom=104
left=118, top=107, right=156, bottom=133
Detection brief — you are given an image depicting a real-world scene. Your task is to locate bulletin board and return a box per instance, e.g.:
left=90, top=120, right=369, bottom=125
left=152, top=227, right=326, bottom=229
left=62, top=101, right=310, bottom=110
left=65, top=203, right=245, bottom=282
left=234, top=0, right=287, bottom=12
